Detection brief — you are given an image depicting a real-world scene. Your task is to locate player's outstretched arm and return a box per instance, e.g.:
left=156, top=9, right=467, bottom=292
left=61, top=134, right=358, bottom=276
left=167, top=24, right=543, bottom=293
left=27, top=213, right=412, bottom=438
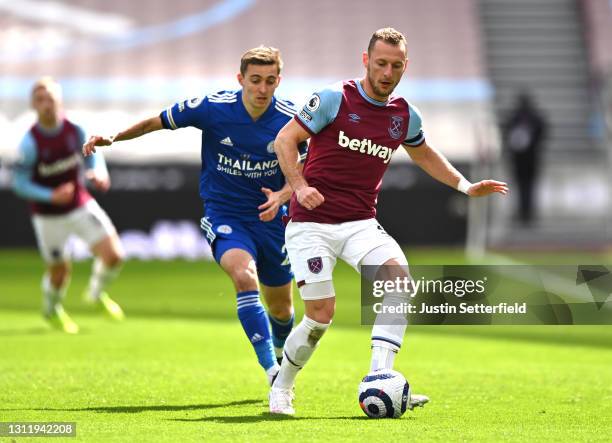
left=82, top=116, right=164, bottom=156
left=405, top=141, right=508, bottom=197
left=274, top=120, right=324, bottom=210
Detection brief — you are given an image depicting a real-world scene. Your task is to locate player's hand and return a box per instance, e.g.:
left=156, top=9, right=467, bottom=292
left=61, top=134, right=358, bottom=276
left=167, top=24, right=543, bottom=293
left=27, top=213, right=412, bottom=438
left=82, top=135, right=113, bottom=156
left=467, top=180, right=509, bottom=197
left=85, top=170, right=111, bottom=193
left=296, top=186, right=324, bottom=210
left=258, top=187, right=282, bottom=222
left=51, top=182, right=75, bottom=205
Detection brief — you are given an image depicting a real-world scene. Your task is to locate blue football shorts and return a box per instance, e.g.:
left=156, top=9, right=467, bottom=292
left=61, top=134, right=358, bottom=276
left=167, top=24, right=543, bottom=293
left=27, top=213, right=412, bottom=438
left=200, top=211, right=293, bottom=287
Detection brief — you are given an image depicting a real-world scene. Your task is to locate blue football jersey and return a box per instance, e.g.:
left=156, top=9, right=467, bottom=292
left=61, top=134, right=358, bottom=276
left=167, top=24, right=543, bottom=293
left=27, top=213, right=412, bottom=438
left=160, top=90, right=306, bottom=220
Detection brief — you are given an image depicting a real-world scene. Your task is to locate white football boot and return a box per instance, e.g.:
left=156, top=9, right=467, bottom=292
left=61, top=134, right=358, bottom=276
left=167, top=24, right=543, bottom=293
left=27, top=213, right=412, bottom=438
left=408, top=393, right=430, bottom=410
left=269, top=387, right=295, bottom=415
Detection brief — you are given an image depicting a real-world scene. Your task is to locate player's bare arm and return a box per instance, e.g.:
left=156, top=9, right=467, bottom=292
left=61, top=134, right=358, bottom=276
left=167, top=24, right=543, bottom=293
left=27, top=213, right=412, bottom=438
left=84, top=169, right=111, bottom=193
left=275, top=120, right=324, bottom=210
left=405, top=141, right=508, bottom=197
left=82, top=116, right=164, bottom=156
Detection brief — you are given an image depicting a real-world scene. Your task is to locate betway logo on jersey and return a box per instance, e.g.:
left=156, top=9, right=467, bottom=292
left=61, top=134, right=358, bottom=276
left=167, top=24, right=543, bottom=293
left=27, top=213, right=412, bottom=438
left=337, top=131, right=393, bottom=164
left=37, top=153, right=80, bottom=177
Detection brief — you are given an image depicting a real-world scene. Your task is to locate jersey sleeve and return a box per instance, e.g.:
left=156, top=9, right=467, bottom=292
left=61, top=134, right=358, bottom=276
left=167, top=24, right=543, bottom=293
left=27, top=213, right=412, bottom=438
left=12, top=133, right=53, bottom=202
left=77, top=124, right=108, bottom=174
left=404, top=103, right=426, bottom=147
left=294, top=84, right=343, bottom=135
left=160, top=96, right=210, bottom=131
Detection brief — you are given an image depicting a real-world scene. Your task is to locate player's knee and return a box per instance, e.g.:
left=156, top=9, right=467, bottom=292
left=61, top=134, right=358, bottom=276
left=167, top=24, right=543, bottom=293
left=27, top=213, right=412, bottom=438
left=92, top=235, right=124, bottom=269
left=300, top=281, right=335, bottom=324
left=305, top=297, right=335, bottom=324
left=268, top=302, right=293, bottom=321
left=374, top=257, right=410, bottom=283
left=308, top=310, right=334, bottom=324
left=231, top=267, right=259, bottom=292
left=49, top=262, right=70, bottom=287
left=103, top=250, right=124, bottom=268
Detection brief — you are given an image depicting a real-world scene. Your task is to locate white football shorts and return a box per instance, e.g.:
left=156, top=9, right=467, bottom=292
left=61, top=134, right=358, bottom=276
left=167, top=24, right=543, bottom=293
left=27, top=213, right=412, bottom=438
left=285, top=218, right=407, bottom=300
left=32, top=199, right=116, bottom=263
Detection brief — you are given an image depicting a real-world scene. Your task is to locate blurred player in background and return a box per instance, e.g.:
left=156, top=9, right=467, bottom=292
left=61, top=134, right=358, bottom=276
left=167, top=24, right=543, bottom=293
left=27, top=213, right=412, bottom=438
left=83, top=47, right=305, bottom=385
left=269, top=28, right=508, bottom=414
left=13, top=77, right=125, bottom=334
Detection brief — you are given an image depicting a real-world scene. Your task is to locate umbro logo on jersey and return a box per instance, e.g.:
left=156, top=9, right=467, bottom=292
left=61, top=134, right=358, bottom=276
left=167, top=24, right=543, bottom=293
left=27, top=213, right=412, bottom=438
left=250, top=333, right=264, bottom=343
left=348, top=113, right=361, bottom=123
left=220, top=137, right=234, bottom=147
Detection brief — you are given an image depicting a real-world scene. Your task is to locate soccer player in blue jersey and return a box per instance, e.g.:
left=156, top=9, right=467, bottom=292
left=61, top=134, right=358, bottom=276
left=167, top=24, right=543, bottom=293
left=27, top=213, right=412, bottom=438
left=83, top=47, right=304, bottom=385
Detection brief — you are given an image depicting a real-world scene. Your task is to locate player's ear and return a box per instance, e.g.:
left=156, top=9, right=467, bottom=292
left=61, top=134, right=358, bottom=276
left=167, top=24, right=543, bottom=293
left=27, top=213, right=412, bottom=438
left=276, top=74, right=282, bottom=87
left=237, top=73, right=244, bottom=86
left=362, top=51, right=369, bottom=69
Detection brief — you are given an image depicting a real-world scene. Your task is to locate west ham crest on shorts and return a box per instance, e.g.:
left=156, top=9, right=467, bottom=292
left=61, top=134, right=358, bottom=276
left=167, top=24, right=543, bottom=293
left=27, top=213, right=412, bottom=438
left=388, top=116, right=404, bottom=140
left=307, top=257, right=323, bottom=274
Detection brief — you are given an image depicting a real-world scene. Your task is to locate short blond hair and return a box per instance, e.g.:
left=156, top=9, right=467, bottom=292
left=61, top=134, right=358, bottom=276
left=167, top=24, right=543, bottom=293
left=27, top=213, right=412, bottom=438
left=240, top=46, right=283, bottom=75
left=367, top=27, right=407, bottom=55
left=32, top=76, right=62, bottom=99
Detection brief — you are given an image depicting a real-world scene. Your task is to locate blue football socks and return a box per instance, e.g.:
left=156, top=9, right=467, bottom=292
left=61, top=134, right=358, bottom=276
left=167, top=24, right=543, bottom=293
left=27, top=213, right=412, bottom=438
left=236, top=290, right=276, bottom=371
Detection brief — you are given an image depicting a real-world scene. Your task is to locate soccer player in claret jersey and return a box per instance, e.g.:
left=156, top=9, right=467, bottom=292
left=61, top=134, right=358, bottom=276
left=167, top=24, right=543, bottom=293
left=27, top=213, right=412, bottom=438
left=270, top=28, right=509, bottom=414
left=13, top=77, right=125, bottom=334
left=83, top=47, right=306, bottom=385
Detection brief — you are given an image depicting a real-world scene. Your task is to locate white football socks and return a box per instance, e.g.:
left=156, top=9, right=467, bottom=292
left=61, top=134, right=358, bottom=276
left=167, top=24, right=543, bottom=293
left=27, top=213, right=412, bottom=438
left=370, top=292, right=408, bottom=371
left=88, top=258, right=121, bottom=300
left=42, top=273, right=68, bottom=315
left=273, top=315, right=331, bottom=390
left=370, top=343, right=398, bottom=371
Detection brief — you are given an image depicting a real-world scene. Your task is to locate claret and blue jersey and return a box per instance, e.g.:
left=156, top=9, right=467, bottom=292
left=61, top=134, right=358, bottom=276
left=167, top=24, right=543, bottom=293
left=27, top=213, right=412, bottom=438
left=13, top=119, right=106, bottom=215
left=291, top=79, right=426, bottom=224
left=160, top=90, right=306, bottom=222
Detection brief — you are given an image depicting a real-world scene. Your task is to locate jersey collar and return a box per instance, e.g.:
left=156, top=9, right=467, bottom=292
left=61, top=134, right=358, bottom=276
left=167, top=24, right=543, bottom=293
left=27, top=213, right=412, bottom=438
left=35, top=120, right=65, bottom=136
left=237, top=90, right=276, bottom=122
left=355, top=79, right=389, bottom=107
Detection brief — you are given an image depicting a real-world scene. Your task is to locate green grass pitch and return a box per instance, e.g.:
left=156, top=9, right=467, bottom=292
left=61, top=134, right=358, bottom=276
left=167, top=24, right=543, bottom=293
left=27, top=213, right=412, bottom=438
left=1, top=249, right=611, bottom=442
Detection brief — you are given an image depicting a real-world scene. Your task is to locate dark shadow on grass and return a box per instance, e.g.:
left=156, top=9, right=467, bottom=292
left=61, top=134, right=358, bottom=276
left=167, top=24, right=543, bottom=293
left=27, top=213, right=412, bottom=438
left=0, top=327, right=49, bottom=336
left=170, top=412, right=414, bottom=422
left=2, top=399, right=260, bottom=414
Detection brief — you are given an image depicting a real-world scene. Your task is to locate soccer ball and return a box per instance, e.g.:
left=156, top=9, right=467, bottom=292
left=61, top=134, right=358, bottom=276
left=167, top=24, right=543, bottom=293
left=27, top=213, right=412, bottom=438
left=358, top=369, right=410, bottom=418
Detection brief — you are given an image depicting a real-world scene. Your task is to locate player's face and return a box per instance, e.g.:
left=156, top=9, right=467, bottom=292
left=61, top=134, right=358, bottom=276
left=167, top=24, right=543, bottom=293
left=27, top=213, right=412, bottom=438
left=238, top=63, right=281, bottom=112
left=363, top=41, right=408, bottom=100
left=32, top=86, right=61, bottom=125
